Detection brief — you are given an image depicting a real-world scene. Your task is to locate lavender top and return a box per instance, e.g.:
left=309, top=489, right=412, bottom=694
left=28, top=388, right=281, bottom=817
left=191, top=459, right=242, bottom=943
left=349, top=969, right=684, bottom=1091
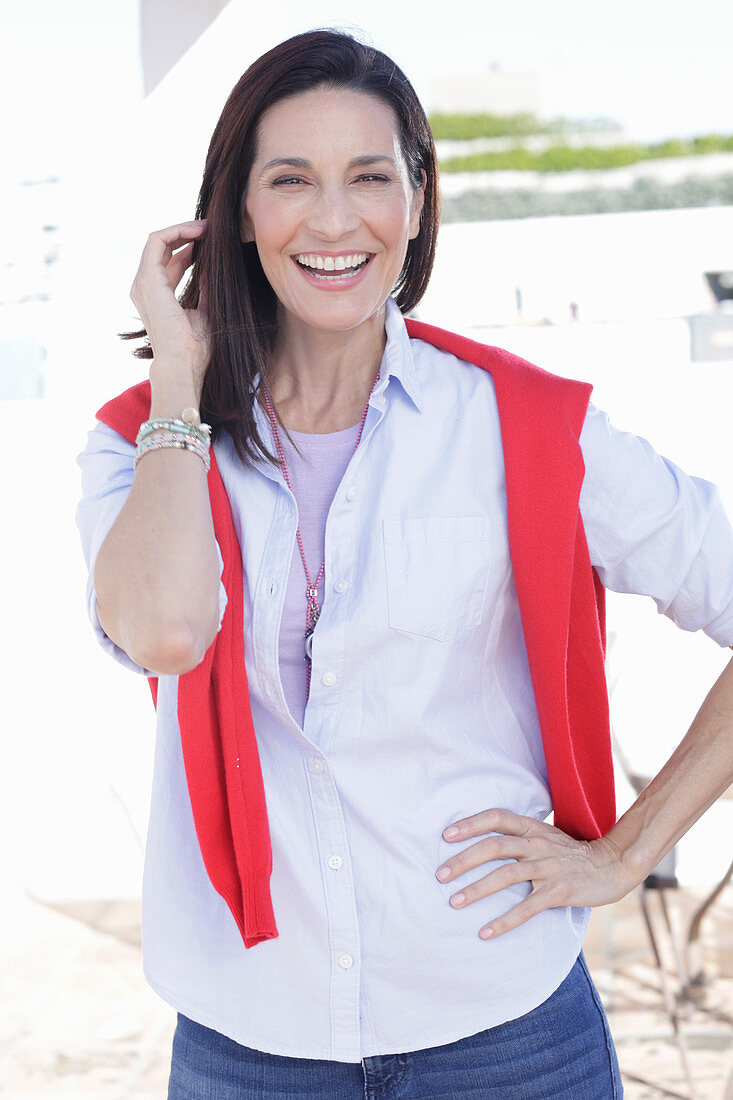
left=276, top=421, right=362, bottom=728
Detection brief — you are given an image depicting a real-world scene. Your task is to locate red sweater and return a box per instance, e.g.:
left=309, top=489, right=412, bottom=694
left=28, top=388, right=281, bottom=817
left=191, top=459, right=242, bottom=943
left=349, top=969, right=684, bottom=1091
left=96, top=319, right=614, bottom=949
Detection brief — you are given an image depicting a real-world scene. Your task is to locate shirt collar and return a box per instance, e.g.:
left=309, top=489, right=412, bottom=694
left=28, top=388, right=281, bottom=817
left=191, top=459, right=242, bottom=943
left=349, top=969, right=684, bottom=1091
left=375, top=296, right=423, bottom=412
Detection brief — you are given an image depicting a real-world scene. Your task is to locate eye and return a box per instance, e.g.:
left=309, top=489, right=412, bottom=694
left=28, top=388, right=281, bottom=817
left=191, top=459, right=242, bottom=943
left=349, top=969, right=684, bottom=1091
left=355, top=174, right=390, bottom=183
left=272, top=176, right=307, bottom=186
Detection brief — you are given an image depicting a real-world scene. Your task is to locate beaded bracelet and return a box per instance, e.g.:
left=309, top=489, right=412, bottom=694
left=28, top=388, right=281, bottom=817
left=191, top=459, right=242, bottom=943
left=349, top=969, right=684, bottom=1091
left=136, top=426, right=209, bottom=450
left=138, top=428, right=210, bottom=455
left=134, top=433, right=211, bottom=473
left=136, top=417, right=211, bottom=449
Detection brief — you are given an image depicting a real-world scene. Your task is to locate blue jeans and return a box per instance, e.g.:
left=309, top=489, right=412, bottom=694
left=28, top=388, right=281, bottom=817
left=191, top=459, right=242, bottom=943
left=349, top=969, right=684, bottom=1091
left=167, top=951, right=622, bottom=1098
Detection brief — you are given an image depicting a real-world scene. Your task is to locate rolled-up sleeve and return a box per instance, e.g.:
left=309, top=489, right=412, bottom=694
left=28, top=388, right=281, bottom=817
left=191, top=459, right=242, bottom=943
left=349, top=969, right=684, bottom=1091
left=75, top=422, right=228, bottom=674
left=579, top=403, right=733, bottom=647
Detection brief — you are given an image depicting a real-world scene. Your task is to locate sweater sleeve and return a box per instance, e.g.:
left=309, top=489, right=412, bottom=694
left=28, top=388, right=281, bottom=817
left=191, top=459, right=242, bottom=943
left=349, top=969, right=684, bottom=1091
left=75, top=421, right=228, bottom=675
left=579, top=403, right=733, bottom=648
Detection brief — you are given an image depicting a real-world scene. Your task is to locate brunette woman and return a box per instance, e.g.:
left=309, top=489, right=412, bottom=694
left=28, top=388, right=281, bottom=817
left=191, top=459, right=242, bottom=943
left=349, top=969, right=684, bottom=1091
left=77, top=29, right=733, bottom=1099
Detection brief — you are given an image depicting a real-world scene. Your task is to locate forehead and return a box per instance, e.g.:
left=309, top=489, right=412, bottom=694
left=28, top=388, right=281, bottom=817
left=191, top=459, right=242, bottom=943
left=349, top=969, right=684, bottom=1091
left=253, top=87, right=402, bottom=161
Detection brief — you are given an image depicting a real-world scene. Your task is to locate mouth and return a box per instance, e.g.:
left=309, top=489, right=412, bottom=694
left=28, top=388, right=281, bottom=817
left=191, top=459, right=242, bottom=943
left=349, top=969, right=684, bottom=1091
left=291, top=251, right=374, bottom=281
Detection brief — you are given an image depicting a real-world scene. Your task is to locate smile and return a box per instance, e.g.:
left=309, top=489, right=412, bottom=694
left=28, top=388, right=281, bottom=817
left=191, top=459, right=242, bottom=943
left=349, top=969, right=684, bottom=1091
left=292, top=252, right=373, bottom=281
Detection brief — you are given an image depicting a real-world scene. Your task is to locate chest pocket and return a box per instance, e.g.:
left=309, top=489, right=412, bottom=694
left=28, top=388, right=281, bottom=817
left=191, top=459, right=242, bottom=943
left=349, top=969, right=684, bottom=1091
left=382, top=516, right=492, bottom=643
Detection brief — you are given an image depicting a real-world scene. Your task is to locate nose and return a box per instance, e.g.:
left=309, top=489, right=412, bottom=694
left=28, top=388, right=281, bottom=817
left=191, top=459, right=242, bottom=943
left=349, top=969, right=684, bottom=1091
left=305, top=182, right=360, bottom=241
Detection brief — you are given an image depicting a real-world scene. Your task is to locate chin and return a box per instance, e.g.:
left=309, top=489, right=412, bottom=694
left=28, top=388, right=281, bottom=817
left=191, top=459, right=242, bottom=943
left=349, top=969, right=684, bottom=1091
left=282, top=296, right=387, bottom=335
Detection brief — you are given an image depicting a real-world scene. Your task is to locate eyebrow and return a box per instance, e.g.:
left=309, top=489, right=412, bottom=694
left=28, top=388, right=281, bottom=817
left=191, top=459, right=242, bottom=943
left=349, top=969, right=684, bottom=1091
left=258, top=154, right=398, bottom=177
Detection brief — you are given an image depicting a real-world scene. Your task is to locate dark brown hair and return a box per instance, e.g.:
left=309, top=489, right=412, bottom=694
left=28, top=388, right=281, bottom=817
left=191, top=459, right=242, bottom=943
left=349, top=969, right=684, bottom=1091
left=120, top=28, right=440, bottom=468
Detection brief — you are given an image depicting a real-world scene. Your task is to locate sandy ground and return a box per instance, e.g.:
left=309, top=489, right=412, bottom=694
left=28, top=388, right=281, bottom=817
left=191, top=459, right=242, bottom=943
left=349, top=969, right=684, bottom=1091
left=1, top=872, right=731, bottom=1099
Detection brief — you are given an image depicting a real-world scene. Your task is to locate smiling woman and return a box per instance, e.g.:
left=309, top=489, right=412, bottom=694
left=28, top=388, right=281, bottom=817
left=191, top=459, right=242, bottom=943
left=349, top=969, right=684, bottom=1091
left=239, top=87, right=424, bottom=383
left=75, top=27, right=733, bottom=1100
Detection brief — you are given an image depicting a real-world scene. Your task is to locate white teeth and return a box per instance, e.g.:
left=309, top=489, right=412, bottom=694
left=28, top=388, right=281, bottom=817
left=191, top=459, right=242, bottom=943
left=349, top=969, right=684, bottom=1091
left=292, top=251, right=367, bottom=279
left=295, top=252, right=369, bottom=272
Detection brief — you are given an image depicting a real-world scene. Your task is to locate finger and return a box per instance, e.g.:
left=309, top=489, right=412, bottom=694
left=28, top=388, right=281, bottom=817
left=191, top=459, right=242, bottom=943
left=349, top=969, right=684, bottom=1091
left=436, top=834, right=552, bottom=882
left=443, top=808, right=543, bottom=843
left=448, top=858, right=555, bottom=909
left=151, top=219, right=207, bottom=245
left=132, top=232, right=205, bottom=310
left=477, top=891, right=550, bottom=940
left=165, top=240, right=196, bottom=288
left=141, top=222, right=208, bottom=268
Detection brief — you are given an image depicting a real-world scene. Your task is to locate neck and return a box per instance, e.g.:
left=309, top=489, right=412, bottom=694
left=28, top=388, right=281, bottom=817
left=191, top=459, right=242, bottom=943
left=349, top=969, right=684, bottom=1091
left=261, top=307, right=387, bottom=433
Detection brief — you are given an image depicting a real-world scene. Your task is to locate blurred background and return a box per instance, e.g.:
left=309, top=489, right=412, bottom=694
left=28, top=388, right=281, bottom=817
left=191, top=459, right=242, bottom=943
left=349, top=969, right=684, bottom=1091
left=1, top=0, right=732, bottom=1095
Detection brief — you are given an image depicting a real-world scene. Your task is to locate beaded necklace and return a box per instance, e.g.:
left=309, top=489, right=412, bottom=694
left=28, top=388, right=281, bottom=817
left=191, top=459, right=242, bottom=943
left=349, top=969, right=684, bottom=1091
left=261, top=368, right=381, bottom=698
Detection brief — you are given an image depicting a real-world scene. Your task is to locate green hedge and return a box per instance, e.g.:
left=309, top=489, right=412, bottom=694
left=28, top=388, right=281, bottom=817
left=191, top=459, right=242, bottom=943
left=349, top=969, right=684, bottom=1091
left=430, top=112, right=552, bottom=140
left=428, top=112, right=617, bottom=140
left=439, top=175, right=733, bottom=222
left=440, top=135, right=733, bottom=174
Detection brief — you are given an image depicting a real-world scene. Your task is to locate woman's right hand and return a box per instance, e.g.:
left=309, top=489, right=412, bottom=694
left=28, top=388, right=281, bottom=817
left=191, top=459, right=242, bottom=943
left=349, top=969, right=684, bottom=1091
left=130, top=220, right=211, bottom=399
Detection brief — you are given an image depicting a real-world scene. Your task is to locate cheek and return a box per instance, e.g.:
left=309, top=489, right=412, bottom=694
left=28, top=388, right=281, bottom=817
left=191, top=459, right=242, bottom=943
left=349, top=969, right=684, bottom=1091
left=354, top=204, right=408, bottom=257
left=383, top=197, right=415, bottom=244
left=247, top=196, right=294, bottom=252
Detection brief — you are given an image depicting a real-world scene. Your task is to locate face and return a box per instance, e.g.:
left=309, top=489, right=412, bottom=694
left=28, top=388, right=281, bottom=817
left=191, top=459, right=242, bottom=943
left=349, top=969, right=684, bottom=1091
left=241, top=86, right=424, bottom=338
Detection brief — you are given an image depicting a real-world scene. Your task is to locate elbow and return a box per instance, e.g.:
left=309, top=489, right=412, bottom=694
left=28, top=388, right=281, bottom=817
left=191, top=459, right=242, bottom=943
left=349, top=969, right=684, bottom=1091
left=132, top=620, right=216, bottom=677
left=124, top=612, right=220, bottom=675
left=131, top=624, right=215, bottom=674
left=94, top=571, right=221, bottom=674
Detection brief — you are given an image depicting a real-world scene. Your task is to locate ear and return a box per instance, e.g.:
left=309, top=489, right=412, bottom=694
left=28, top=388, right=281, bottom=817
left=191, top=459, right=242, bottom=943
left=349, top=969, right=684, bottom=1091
left=408, top=169, right=426, bottom=241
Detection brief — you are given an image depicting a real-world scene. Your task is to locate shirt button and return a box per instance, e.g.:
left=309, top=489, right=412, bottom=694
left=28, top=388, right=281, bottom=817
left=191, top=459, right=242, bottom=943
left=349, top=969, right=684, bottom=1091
left=327, top=855, right=343, bottom=870
left=346, top=487, right=357, bottom=501
left=338, top=953, right=354, bottom=969
left=321, top=671, right=337, bottom=687
left=310, top=758, right=325, bottom=774
left=334, top=580, right=349, bottom=594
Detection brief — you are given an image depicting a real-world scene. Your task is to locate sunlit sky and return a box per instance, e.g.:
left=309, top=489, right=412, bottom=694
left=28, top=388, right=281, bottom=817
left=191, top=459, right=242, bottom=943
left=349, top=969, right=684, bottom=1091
left=3, top=0, right=733, bottom=182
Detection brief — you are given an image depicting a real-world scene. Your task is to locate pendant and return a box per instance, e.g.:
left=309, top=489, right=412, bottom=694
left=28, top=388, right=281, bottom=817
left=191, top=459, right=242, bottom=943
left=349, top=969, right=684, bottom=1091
left=305, top=624, right=315, bottom=662
left=305, top=588, right=320, bottom=663
left=304, top=607, right=319, bottom=662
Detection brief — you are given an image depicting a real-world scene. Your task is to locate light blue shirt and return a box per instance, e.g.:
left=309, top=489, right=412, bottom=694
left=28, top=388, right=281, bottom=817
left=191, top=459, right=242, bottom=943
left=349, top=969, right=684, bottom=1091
left=76, top=298, right=733, bottom=1061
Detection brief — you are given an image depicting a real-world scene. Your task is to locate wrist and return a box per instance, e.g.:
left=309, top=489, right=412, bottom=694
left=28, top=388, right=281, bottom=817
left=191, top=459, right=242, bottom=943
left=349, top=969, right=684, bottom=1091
left=600, top=821, right=659, bottom=890
left=149, top=361, right=202, bottom=419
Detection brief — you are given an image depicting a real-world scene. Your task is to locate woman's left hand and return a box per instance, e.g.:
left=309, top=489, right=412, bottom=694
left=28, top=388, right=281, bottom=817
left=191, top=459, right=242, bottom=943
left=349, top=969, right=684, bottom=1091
left=435, top=808, right=640, bottom=940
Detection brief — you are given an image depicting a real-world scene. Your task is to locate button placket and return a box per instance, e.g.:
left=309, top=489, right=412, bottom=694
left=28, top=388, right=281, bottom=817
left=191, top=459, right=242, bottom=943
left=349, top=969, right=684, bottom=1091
left=305, top=753, right=361, bottom=1050
left=251, top=482, right=297, bottom=710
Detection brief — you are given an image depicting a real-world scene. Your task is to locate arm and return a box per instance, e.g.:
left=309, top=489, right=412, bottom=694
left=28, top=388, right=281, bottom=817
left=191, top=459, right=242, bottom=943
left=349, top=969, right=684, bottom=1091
left=94, top=220, right=221, bottom=674
left=435, top=402, right=733, bottom=937
left=93, top=369, right=222, bottom=675
left=435, top=648, right=733, bottom=939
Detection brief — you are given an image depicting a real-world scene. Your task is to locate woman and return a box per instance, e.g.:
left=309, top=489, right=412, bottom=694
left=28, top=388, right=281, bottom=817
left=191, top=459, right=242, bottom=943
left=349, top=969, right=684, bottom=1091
left=76, top=28, right=733, bottom=1099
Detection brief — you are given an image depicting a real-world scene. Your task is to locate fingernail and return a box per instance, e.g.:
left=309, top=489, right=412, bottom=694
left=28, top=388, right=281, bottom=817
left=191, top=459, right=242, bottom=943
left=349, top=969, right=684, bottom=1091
left=450, top=892, right=466, bottom=907
left=444, top=825, right=459, bottom=839
left=436, top=866, right=451, bottom=881
left=479, top=927, right=494, bottom=939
